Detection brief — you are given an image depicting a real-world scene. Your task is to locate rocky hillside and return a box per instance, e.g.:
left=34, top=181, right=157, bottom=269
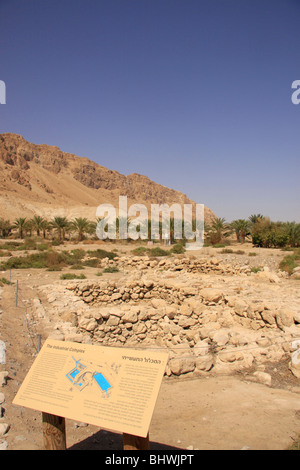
left=0, top=133, right=215, bottom=223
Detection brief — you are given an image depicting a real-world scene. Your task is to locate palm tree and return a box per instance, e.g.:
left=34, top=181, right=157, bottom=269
left=31, top=215, right=45, bottom=237
left=249, top=214, right=264, bottom=225
left=40, top=219, right=50, bottom=239
left=0, top=218, right=11, bottom=238
left=70, top=217, right=91, bottom=242
left=206, top=218, right=231, bottom=245
left=50, top=216, right=69, bottom=241
left=285, top=222, right=300, bottom=248
left=231, top=219, right=251, bottom=243
left=13, top=217, right=27, bottom=239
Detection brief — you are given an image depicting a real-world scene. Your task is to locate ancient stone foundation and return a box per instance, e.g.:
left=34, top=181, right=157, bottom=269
left=36, top=265, right=300, bottom=379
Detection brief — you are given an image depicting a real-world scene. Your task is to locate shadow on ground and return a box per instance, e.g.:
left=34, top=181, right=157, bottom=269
left=68, top=429, right=181, bottom=451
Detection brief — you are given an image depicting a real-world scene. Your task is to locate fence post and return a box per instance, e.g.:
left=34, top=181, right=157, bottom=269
left=15, top=280, right=18, bottom=307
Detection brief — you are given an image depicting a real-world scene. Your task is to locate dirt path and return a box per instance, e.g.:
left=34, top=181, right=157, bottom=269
left=0, top=280, right=299, bottom=451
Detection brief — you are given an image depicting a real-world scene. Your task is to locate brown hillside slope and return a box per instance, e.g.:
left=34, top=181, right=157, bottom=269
left=0, top=133, right=215, bottom=223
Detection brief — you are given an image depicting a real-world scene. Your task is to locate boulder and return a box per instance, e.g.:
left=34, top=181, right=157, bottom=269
left=122, top=310, right=138, bottom=323
left=276, top=308, right=294, bottom=329
left=233, top=299, right=248, bottom=317
left=289, top=347, right=300, bottom=379
left=251, top=371, right=272, bottom=386
left=168, top=357, right=196, bottom=375
left=210, top=330, right=230, bottom=347
left=200, top=288, right=223, bottom=303
left=195, top=355, right=214, bottom=371
left=194, top=340, right=210, bottom=357
left=78, top=316, right=98, bottom=331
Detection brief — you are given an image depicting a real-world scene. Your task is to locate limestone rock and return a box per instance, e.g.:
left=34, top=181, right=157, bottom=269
left=195, top=355, right=214, bottom=371
left=122, top=310, right=138, bottom=323
left=251, top=371, right=272, bottom=386
left=289, top=348, right=300, bottom=379
left=276, top=308, right=294, bottom=329
left=169, top=357, right=196, bottom=375
left=0, top=423, right=9, bottom=436
left=200, top=288, right=223, bottom=303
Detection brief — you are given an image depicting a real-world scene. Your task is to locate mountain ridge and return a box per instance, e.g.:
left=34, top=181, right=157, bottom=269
left=0, top=133, right=216, bottom=223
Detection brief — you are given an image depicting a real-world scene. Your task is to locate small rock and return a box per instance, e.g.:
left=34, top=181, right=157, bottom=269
left=252, top=371, right=272, bottom=386
left=0, top=341, right=6, bottom=365
left=0, top=423, right=9, bottom=436
left=0, top=371, right=9, bottom=387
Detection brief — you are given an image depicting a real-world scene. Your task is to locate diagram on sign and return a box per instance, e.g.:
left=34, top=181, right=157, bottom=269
left=66, top=357, right=120, bottom=399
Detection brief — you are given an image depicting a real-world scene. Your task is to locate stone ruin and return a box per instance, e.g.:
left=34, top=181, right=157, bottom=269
left=35, top=255, right=300, bottom=380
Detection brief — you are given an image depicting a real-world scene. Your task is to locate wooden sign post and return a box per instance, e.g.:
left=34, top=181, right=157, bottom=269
left=123, top=432, right=150, bottom=450
left=42, top=413, right=66, bottom=450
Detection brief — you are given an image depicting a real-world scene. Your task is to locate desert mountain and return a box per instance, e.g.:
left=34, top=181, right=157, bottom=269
left=0, top=133, right=215, bottom=223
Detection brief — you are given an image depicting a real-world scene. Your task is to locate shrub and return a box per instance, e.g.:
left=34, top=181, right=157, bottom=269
left=87, top=249, right=117, bottom=260
left=103, top=266, right=119, bottom=273
left=83, top=258, right=99, bottom=267
left=279, top=251, right=299, bottom=275
left=149, top=247, right=170, bottom=257
left=70, top=263, right=85, bottom=270
left=17, top=239, right=37, bottom=251
left=171, top=244, right=185, bottom=254
left=46, top=266, right=62, bottom=272
left=60, top=273, right=86, bottom=280
left=251, top=267, right=262, bottom=273
left=132, top=247, right=149, bottom=256
left=51, top=239, right=63, bottom=246
left=37, top=243, right=49, bottom=251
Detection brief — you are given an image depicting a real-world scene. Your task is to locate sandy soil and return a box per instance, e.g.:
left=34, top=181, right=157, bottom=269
left=0, top=243, right=300, bottom=451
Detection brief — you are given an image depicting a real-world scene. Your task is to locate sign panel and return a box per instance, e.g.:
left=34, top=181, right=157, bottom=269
left=13, top=339, right=169, bottom=438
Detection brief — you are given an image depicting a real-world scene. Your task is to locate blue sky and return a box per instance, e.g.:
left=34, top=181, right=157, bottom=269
left=0, top=0, right=299, bottom=222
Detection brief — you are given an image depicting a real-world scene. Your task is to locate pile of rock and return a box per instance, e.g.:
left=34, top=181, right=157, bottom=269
left=35, top=274, right=300, bottom=379
left=103, top=255, right=247, bottom=276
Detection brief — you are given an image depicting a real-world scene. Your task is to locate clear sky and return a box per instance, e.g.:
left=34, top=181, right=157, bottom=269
left=0, top=0, right=299, bottom=222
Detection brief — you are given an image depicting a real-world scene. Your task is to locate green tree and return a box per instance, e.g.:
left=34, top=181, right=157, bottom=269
left=13, top=217, right=27, bottom=239
left=206, top=218, right=231, bottom=245
left=70, top=217, right=92, bottom=242
left=249, top=214, right=264, bottom=225
left=231, top=219, right=250, bottom=243
left=0, top=218, right=11, bottom=238
left=40, top=219, right=50, bottom=239
left=31, top=215, right=45, bottom=237
left=50, top=216, right=70, bottom=241
left=285, top=222, right=300, bottom=248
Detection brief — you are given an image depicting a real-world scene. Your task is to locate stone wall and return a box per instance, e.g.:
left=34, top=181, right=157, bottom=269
left=37, top=272, right=300, bottom=379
